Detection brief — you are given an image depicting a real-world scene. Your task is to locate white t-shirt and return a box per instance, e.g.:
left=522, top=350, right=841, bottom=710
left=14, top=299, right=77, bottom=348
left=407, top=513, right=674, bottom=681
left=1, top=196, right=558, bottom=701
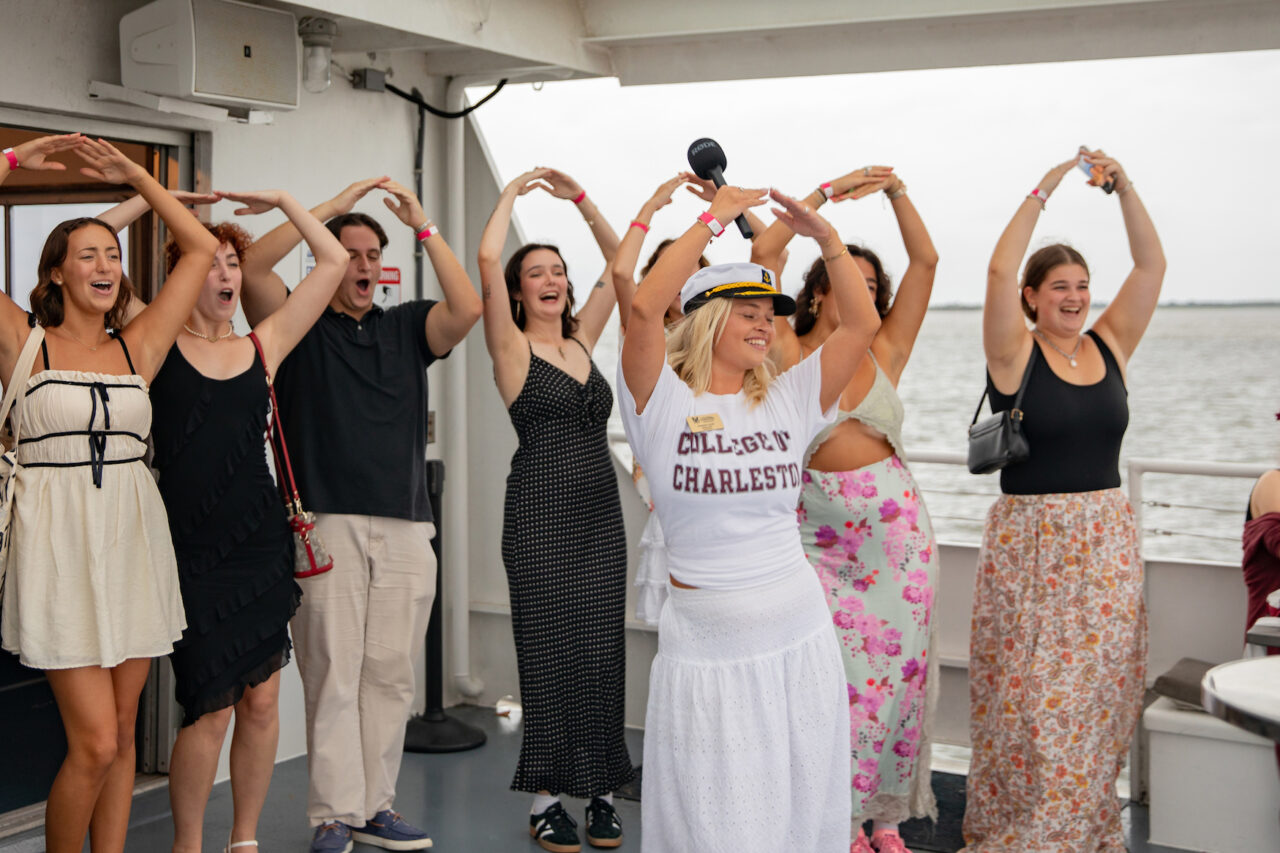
left=617, top=349, right=835, bottom=590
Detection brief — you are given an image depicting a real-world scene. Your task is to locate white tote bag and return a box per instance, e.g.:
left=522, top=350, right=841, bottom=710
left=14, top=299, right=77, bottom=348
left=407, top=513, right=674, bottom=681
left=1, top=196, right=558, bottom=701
left=0, top=325, right=46, bottom=594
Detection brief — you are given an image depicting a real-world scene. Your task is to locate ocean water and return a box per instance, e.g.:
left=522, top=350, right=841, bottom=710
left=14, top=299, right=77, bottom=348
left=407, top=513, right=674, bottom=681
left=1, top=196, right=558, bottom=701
left=604, top=305, right=1280, bottom=563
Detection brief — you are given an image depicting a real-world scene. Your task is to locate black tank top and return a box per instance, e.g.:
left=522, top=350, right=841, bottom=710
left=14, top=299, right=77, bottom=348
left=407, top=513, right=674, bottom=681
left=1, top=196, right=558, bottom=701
left=987, top=329, right=1128, bottom=495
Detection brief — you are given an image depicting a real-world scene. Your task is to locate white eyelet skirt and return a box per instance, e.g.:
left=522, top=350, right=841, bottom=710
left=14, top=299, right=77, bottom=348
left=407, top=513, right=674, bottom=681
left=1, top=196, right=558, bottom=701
left=641, top=564, right=852, bottom=853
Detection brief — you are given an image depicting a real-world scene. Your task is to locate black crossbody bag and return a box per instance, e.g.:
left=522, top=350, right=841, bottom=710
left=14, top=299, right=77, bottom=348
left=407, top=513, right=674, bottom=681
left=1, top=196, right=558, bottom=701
left=967, top=345, right=1038, bottom=475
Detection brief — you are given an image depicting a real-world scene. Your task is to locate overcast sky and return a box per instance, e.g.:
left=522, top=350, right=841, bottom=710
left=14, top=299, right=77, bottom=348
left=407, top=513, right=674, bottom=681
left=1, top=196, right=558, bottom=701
left=469, top=48, right=1278, bottom=305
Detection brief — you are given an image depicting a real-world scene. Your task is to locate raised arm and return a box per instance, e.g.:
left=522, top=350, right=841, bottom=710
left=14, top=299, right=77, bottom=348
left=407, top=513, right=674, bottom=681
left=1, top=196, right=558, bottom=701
left=76, top=139, right=219, bottom=380
left=542, top=168, right=620, bottom=265
left=538, top=169, right=622, bottom=349
left=98, top=190, right=222, bottom=234
left=983, top=156, right=1079, bottom=371
left=478, top=169, right=551, bottom=396
left=682, top=170, right=775, bottom=248
left=768, top=190, right=881, bottom=411
left=750, top=166, right=893, bottom=272
left=611, top=174, right=687, bottom=334
left=0, top=134, right=84, bottom=368
left=218, top=190, right=346, bottom=373
left=239, top=176, right=389, bottom=325
left=1086, top=151, right=1165, bottom=365
left=376, top=180, right=482, bottom=356
left=875, top=174, right=939, bottom=379
left=621, top=186, right=767, bottom=413
left=103, top=190, right=226, bottom=327
left=751, top=166, right=893, bottom=370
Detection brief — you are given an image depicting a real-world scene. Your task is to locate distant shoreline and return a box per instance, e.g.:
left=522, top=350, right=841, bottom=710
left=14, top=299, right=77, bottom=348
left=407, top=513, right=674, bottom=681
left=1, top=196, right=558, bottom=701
left=929, top=301, right=1280, bottom=311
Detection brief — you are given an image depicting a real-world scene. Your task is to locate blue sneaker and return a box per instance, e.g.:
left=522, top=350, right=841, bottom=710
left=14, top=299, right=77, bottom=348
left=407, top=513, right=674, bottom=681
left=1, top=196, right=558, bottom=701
left=351, top=809, right=433, bottom=850
left=310, top=822, right=353, bottom=853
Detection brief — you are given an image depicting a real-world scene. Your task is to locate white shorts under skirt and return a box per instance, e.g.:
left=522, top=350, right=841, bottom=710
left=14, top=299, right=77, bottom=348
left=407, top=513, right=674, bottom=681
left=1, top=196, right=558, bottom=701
left=642, top=565, right=852, bottom=853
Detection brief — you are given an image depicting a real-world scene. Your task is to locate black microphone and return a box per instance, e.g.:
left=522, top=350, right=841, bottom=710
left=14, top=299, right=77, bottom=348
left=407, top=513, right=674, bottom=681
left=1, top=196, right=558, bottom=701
left=687, top=137, right=753, bottom=239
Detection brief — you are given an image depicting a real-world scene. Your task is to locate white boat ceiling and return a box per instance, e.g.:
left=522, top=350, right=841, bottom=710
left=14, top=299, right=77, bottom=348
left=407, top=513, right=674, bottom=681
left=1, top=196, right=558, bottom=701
left=262, top=0, right=1280, bottom=84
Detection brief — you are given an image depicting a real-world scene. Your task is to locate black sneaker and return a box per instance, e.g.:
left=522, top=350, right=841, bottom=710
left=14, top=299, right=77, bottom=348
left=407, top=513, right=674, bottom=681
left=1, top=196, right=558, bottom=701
left=584, top=798, right=622, bottom=848
left=529, top=801, right=580, bottom=853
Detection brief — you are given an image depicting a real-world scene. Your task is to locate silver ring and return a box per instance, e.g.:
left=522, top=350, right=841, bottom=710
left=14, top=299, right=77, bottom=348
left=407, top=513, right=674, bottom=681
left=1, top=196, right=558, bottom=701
left=863, top=167, right=871, bottom=176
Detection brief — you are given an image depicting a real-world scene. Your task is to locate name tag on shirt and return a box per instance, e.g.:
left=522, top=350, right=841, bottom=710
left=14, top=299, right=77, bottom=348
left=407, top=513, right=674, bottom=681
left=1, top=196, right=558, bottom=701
left=686, top=413, right=724, bottom=433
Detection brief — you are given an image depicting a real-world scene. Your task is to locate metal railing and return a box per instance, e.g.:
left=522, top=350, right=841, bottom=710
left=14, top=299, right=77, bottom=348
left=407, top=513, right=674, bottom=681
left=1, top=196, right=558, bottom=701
left=612, top=436, right=1273, bottom=555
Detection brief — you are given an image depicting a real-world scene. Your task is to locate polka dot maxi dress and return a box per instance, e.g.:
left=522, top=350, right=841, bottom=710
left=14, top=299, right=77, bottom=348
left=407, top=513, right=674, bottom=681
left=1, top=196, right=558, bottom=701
left=502, top=343, right=635, bottom=797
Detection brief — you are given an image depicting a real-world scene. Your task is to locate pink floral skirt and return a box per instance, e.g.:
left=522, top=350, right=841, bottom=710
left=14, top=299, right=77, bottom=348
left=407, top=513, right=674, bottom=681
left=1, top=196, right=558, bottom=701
left=797, top=454, right=939, bottom=824
left=962, top=489, right=1146, bottom=852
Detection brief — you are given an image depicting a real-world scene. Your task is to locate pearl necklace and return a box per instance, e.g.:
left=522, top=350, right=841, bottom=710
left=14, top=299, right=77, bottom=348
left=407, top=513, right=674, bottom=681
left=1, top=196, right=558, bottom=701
left=183, top=323, right=234, bottom=342
left=1034, top=328, right=1083, bottom=368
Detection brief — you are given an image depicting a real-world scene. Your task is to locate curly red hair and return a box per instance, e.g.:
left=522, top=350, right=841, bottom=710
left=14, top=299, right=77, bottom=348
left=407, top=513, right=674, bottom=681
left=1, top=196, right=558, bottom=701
left=164, top=221, right=253, bottom=275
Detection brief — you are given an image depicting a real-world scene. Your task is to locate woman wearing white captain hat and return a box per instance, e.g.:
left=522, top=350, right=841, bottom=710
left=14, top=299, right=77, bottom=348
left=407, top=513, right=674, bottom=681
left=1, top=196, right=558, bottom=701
left=618, top=185, right=881, bottom=852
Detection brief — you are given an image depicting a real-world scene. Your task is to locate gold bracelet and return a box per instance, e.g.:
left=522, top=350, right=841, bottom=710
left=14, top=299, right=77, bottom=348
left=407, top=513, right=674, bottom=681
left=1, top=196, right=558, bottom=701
left=822, top=246, right=849, bottom=263
left=886, top=181, right=907, bottom=200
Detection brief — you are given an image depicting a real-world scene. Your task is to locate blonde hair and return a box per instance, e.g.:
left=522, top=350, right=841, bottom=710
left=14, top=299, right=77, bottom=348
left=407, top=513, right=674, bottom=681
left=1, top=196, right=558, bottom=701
left=666, top=298, right=776, bottom=407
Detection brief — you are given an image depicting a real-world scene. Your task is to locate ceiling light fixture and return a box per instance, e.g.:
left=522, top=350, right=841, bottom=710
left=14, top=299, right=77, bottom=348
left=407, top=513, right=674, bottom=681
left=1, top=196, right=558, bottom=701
left=298, top=16, right=338, bottom=94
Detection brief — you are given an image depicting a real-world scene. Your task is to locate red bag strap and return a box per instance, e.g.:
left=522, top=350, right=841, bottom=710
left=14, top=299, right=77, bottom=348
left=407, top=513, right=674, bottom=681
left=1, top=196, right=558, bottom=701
left=248, top=332, right=302, bottom=513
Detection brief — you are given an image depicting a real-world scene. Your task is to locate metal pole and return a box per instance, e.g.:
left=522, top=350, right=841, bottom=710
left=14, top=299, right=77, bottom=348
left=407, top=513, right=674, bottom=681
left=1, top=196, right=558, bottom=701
left=404, top=460, right=486, bottom=752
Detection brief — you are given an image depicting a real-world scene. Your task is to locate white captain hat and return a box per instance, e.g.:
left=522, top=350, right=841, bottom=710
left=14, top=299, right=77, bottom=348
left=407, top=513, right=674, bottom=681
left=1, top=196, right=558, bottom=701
left=679, top=262, right=795, bottom=316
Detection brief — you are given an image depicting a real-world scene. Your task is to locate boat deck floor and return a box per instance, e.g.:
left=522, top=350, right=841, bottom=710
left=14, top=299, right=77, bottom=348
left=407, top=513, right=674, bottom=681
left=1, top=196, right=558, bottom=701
left=0, top=704, right=1181, bottom=852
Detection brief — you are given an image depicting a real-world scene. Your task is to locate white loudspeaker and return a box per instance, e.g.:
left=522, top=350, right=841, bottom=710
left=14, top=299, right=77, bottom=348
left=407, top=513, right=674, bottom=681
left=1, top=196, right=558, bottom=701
left=120, top=0, right=299, bottom=110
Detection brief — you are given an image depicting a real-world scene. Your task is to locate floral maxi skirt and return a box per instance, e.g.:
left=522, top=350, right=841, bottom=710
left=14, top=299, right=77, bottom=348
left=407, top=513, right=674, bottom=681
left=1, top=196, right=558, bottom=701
left=962, top=488, right=1146, bottom=852
left=798, top=455, right=940, bottom=824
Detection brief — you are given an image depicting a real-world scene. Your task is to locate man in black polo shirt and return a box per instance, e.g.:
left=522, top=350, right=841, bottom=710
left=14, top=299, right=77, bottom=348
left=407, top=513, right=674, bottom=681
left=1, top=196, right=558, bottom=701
left=241, top=177, right=481, bottom=853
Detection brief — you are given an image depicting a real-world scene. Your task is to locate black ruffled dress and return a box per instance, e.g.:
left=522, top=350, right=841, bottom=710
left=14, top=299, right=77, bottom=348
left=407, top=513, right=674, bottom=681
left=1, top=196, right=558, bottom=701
left=150, top=344, right=301, bottom=725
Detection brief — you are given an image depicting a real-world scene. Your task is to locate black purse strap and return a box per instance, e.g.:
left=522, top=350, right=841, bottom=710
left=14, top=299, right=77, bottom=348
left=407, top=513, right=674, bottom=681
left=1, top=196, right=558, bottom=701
left=970, top=342, right=1039, bottom=425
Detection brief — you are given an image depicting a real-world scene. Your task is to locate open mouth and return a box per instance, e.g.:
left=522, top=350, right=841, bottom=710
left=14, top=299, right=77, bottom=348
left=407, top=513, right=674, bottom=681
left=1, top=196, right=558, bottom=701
left=356, top=278, right=371, bottom=296
left=91, top=280, right=113, bottom=294
left=745, top=336, right=769, bottom=351
left=217, top=288, right=234, bottom=304
left=538, top=292, right=560, bottom=305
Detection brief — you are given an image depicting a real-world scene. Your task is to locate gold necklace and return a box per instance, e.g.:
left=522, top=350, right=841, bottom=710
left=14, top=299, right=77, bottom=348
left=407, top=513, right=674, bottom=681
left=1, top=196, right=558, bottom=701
left=529, top=335, right=567, bottom=360
left=54, top=326, right=109, bottom=352
left=183, top=323, right=234, bottom=342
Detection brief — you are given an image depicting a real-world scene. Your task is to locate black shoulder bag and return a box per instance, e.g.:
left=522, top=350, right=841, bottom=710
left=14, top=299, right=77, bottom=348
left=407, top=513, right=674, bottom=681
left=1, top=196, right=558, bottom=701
left=967, top=345, right=1038, bottom=475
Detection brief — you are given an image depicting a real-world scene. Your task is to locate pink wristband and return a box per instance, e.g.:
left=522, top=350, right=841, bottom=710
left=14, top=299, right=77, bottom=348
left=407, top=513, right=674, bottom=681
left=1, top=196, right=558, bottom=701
left=697, top=211, right=725, bottom=237
left=819, top=182, right=834, bottom=200
left=629, top=220, right=649, bottom=234
left=571, top=190, right=586, bottom=205
left=1028, top=188, right=1049, bottom=206
left=415, top=223, right=436, bottom=241
left=2, top=148, right=18, bottom=171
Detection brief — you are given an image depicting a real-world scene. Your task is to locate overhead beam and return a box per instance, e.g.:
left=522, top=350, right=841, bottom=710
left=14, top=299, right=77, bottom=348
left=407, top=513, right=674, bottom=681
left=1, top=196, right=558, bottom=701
left=582, top=0, right=1177, bottom=43
left=602, top=0, right=1280, bottom=85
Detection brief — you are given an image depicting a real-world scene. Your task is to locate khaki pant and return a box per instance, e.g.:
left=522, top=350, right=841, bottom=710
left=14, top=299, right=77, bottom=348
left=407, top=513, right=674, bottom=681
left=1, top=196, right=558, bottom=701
left=291, top=513, right=436, bottom=826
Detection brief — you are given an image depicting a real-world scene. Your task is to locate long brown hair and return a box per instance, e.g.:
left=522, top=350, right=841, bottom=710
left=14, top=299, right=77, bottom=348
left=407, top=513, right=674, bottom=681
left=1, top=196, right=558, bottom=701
left=793, top=244, right=892, bottom=336
left=504, top=243, right=580, bottom=339
left=1020, top=243, right=1089, bottom=321
left=31, top=218, right=134, bottom=330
